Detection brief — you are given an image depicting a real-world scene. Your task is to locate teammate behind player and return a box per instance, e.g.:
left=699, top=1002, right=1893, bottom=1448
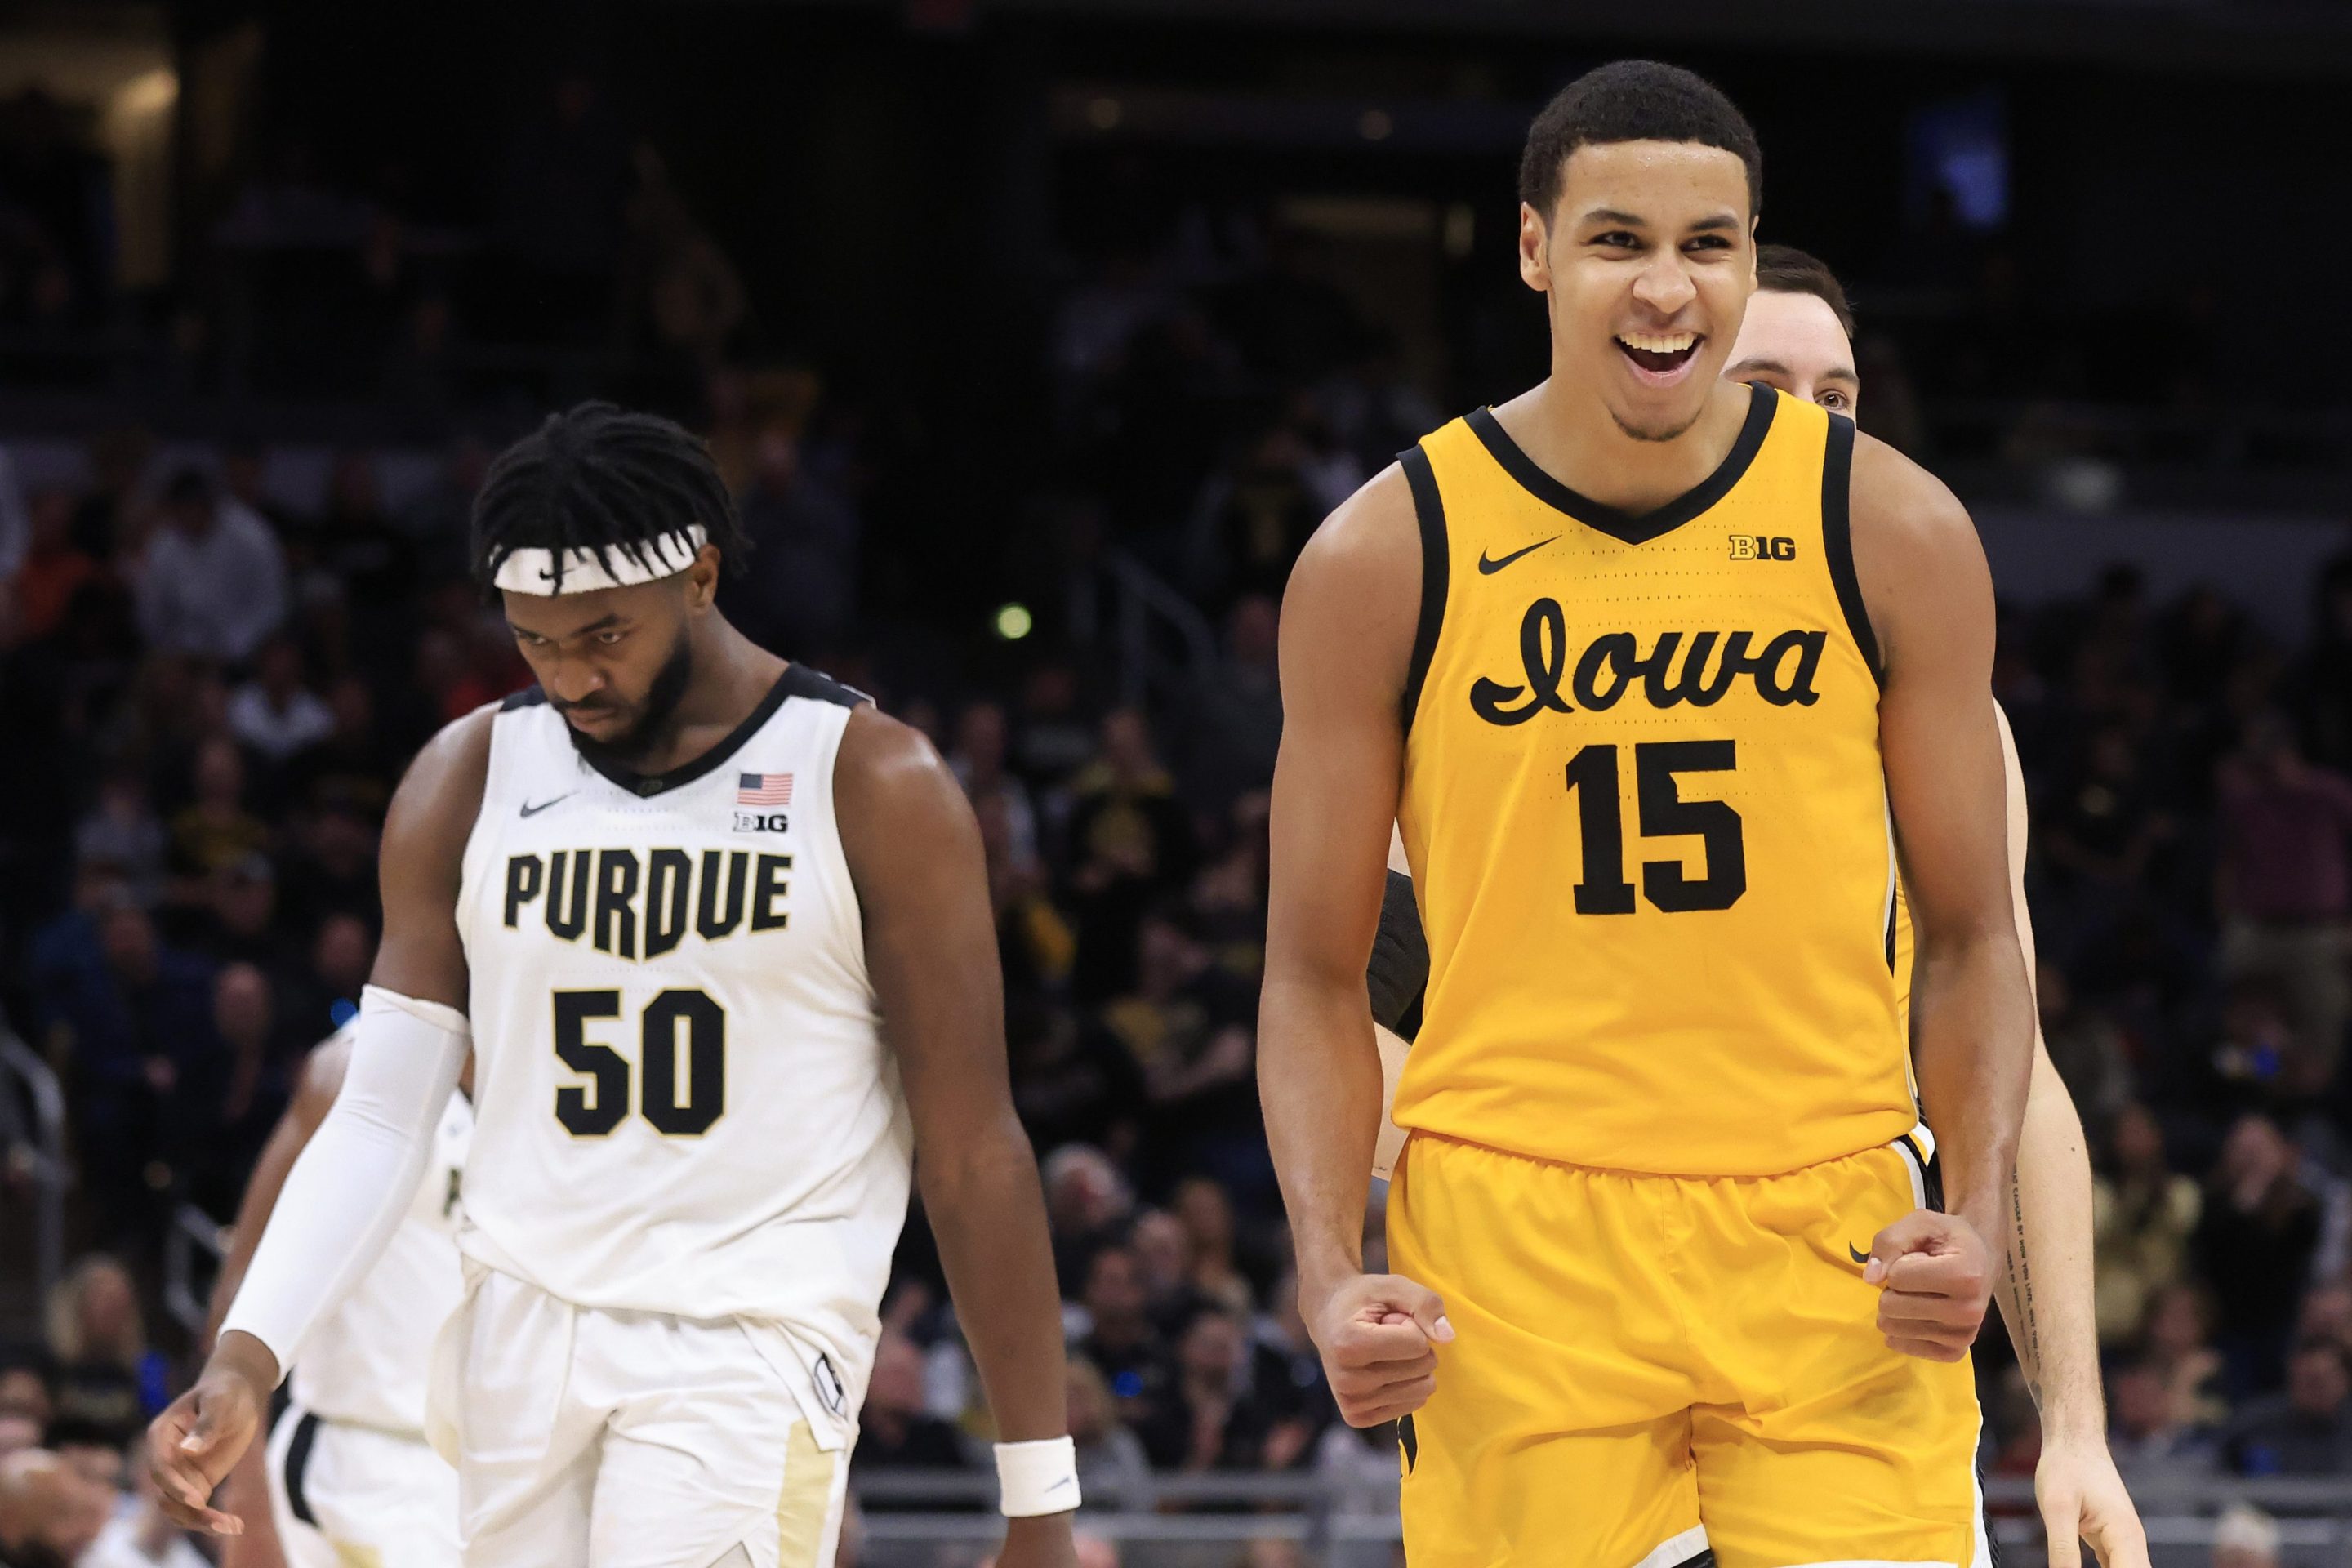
left=1365, top=245, right=2146, bottom=1568
left=149, top=404, right=1080, bottom=1568
left=1264, top=63, right=2034, bottom=1566
left=203, top=1029, right=471, bottom=1568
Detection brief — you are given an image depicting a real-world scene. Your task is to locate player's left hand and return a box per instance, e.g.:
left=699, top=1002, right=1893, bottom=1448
left=1860, top=1208, right=1993, bottom=1361
left=2036, top=1432, right=2150, bottom=1568
left=993, top=1511, right=1080, bottom=1568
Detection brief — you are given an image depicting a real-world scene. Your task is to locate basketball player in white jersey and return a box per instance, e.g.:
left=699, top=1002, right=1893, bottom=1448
left=149, top=403, right=1080, bottom=1568
left=202, top=1029, right=471, bottom=1568
left=1357, top=247, right=2147, bottom=1568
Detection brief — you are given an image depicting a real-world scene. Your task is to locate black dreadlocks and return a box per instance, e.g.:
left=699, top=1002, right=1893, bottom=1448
left=470, top=402, right=750, bottom=596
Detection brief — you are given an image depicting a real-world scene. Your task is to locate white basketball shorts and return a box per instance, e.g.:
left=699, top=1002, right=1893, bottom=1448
left=427, top=1263, right=858, bottom=1568
left=265, top=1401, right=461, bottom=1568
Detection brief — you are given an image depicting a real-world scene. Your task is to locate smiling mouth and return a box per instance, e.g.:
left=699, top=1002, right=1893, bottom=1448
left=1616, top=330, right=1701, bottom=376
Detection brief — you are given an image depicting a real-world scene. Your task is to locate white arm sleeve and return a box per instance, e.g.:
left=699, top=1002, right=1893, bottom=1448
left=219, top=985, right=470, bottom=1376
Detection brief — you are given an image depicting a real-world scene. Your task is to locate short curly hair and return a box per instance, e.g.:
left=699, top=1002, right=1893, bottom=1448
left=1519, top=60, right=1762, bottom=224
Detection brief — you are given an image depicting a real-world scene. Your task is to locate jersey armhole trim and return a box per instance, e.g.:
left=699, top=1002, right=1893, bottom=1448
left=1399, top=445, right=1449, bottom=740
left=1820, top=413, right=1882, bottom=689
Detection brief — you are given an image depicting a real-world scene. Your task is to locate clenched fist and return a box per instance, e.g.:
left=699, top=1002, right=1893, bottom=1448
left=1861, top=1209, right=1993, bottom=1362
left=1305, top=1272, right=1454, bottom=1428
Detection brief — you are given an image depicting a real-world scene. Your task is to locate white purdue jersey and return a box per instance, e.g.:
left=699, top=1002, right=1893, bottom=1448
left=291, top=1062, right=472, bottom=1435
left=453, top=666, right=912, bottom=1397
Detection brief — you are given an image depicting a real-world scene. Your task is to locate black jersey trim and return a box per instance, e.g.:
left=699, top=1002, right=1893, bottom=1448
left=1820, top=412, right=1882, bottom=689
left=500, top=686, right=549, bottom=711
left=572, top=665, right=803, bottom=800
left=777, top=661, right=872, bottom=710
left=1463, top=381, right=1776, bottom=547
left=283, top=1410, right=322, bottom=1526
left=1399, top=446, right=1450, bottom=740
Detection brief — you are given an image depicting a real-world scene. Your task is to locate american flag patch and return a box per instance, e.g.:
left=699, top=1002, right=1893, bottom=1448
left=737, top=772, right=794, bottom=806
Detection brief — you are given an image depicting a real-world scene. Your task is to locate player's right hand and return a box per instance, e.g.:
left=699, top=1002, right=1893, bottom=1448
left=1307, top=1272, right=1454, bottom=1427
left=146, top=1335, right=276, bottom=1535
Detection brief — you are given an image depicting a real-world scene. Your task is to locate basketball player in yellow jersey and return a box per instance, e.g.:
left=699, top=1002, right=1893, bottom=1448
left=1262, top=61, right=2038, bottom=1568
left=1364, top=245, right=2147, bottom=1568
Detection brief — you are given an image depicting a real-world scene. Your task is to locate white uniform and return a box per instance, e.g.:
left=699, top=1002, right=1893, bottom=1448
left=266, top=1077, right=472, bottom=1568
left=437, top=667, right=909, bottom=1568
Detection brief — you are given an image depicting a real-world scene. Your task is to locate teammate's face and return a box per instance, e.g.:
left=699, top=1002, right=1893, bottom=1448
left=1521, top=140, right=1757, bottom=443
left=1722, top=289, right=1860, bottom=416
left=502, top=568, right=706, bottom=761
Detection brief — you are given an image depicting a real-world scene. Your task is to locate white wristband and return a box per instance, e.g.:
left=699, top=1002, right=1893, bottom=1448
left=993, top=1437, right=1080, bottom=1517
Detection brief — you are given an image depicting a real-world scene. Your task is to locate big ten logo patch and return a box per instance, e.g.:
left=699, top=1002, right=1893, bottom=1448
left=1729, top=535, right=1797, bottom=562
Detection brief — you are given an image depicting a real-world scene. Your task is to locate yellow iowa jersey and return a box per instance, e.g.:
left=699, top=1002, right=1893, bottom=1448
left=1393, top=384, right=1911, bottom=1176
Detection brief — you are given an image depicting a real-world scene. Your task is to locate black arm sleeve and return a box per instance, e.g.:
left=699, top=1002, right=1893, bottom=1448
left=1365, top=870, right=1430, bottom=1042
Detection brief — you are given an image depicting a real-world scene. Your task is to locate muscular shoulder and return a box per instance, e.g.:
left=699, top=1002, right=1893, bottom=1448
left=381, top=706, right=497, bottom=895
left=1282, top=463, right=1422, bottom=707
left=1846, top=431, right=1993, bottom=676
left=835, top=703, right=976, bottom=888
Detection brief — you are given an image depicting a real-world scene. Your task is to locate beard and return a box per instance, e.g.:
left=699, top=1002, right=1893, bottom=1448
left=13, top=1539, right=80, bottom=1568
left=1608, top=400, right=1711, bottom=444
left=555, top=630, right=696, bottom=769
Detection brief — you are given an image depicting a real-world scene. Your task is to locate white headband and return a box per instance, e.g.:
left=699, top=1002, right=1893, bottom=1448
left=492, top=524, right=710, bottom=595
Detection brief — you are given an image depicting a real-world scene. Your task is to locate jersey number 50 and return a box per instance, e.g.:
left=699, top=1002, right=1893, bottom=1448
left=550, top=989, right=725, bottom=1137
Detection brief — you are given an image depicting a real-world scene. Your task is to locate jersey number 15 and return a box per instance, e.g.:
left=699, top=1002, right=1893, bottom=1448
left=551, top=989, right=726, bottom=1137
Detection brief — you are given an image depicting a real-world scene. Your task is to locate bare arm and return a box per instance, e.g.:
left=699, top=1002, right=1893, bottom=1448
left=1853, top=434, right=2035, bottom=1352
left=1260, top=467, right=1448, bottom=1423
left=835, top=706, right=1075, bottom=1553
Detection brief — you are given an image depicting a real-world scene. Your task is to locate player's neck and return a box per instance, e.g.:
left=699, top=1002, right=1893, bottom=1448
left=628, top=620, right=789, bottom=777
left=1498, top=374, right=1753, bottom=517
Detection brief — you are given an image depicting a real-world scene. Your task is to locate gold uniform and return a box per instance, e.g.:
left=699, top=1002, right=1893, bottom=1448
left=1389, top=384, right=1986, bottom=1568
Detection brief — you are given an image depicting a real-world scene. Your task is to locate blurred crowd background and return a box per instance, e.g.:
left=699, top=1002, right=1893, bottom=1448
left=6, top=1, right=2352, bottom=1563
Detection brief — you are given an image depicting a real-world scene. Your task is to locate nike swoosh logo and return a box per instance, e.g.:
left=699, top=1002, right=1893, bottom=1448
left=1045, top=1477, right=1075, bottom=1492
left=1477, top=536, right=1560, bottom=574
left=1848, top=1243, right=1872, bottom=1266
left=519, top=794, right=574, bottom=818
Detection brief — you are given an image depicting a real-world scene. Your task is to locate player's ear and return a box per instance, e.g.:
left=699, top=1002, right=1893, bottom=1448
left=684, top=544, right=722, bottom=611
left=1518, top=203, right=1552, bottom=292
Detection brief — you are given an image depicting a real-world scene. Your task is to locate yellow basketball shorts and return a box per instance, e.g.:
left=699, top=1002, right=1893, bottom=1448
left=1387, top=1132, right=1989, bottom=1568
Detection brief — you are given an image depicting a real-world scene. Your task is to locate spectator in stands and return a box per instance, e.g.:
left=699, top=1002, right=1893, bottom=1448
left=952, top=702, right=1041, bottom=875
left=1073, top=1245, right=1170, bottom=1428
left=849, top=1330, right=972, bottom=1496
left=1107, top=908, right=1261, bottom=1200
left=1128, top=1209, right=1200, bottom=1331
left=2198, top=1114, right=2326, bottom=1392
left=132, top=469, right=287, bottom=665
left=2141, top=1282, right=2231, bottom=1432
left=7, top=488, right=96, bottom=646
left=1180, top=595, right=1282, bottom=819
left=1065, top=1356, right=1152, bottom=1512
left=1252, top=1272, right=1333, bottom=1472
left=2093, top=1102, right=2203, bottom=1347
left=2227, top=1337, right=2352, bottom=1475
left=1065, top=710, right=1197, bottom=1002
left=226, top=637, right=334, bottom=764
left=1041, top=1144, right=1133, bottom=1294
left=31, top=900, right=217, bottom=1237
left=165, top=738, right=270, bottom=893
left=42, top=1416, right=122, bottom=1495
left=2035, top=962, right=2133, bottom=1127
left=0, top=1420, right=33, bottom=1463
left=0, top=1352, right=51, bottom=1436
left=78, top=1463, right=210, bottom=1568
left=42, top=1257, right=150, bottom=1451
left=2212, top=1503, right=2282, bottom=1568
left=2216, top=710, right=2352, bottom=1091
left=1172, top=1177, right=1254, bottom=1317
left=728, top=426, right=862, bottom=657
left=277, top=804, right=381, bottom=935
left=2107, top=1359, right=2217, bottom=1485
left=0, top=1448, right=110, bottom=1568
left=71, top=771, right=165, bottom=909
left=1134, top=1306, right=1272, bottom=1473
